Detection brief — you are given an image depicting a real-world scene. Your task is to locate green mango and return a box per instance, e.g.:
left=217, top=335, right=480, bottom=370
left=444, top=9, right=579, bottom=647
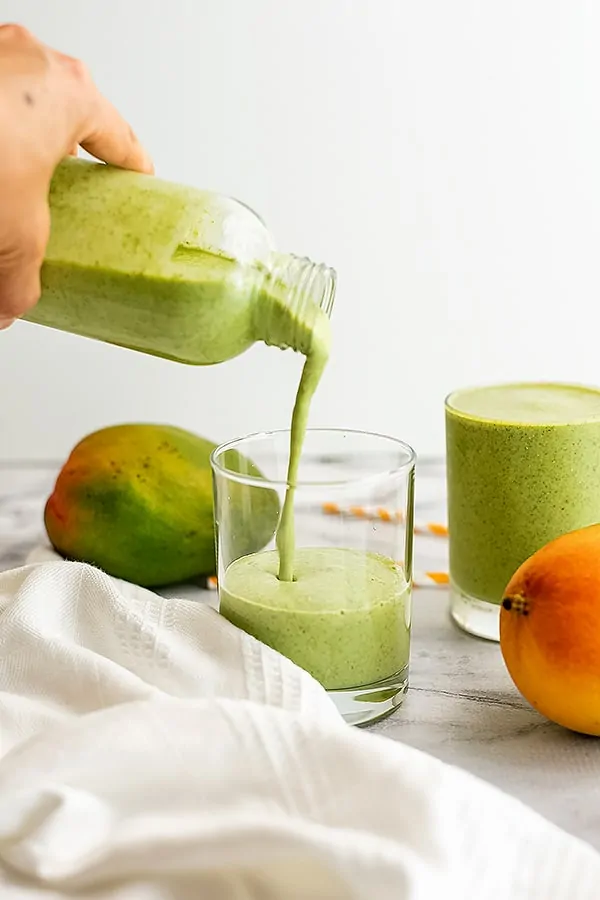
left=45, top=423, right=280, bottom=587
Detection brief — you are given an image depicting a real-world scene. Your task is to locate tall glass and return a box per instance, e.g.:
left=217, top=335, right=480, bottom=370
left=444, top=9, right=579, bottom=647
left=446, top=382, right=600, bottom=641
left=211, top=429, right=415, bottom=726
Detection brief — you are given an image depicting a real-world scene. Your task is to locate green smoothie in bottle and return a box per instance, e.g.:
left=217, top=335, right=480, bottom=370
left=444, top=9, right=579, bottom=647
left=29, top=157, right=336, bottom=581
left=30, top=158, right=336, bottom=366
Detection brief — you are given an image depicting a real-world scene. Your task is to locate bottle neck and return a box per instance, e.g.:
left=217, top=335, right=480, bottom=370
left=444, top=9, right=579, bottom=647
left=254, top=252, right=336, bottom=355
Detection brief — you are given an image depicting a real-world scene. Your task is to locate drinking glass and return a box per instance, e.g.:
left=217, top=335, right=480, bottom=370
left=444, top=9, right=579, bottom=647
left=211, top=428, right=415, bottom=726
left=446, top=382, right=600, bottom=641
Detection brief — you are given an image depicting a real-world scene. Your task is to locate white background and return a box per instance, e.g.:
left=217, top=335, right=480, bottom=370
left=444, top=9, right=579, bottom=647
left=1, top=0, right=599, bottom=461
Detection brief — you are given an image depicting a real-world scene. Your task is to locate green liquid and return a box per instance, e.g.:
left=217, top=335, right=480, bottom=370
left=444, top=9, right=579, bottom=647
left=223, top=297, right=410, bottom=691
left=221, top=547, right=410, bottom=689
left=30, top=158, right=323, bottom=367
left=228, top=305, right=412, bottom=691
left=446, top=383, right=600, bottom=604
left=276, top=312, right=330, bottom=581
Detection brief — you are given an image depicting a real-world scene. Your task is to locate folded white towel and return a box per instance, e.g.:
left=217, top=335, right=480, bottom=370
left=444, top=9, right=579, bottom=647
left=0, top=557, right=597, bottom=899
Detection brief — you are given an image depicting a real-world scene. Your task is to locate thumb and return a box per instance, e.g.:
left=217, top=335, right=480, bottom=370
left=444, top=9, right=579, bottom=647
left=74, top=72, right=153, bottom=174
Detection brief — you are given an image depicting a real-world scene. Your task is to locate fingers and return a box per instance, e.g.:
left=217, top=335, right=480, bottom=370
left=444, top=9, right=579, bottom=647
left=56, top=53, right=153, bottom=175
left=79, top=102, right=154, bottom=175
left=0, top=27, right=153, bottom=175
left=0, top=199, right=50, bottom=324
left=0, top=27, right=154, bottom=327
left=0, top=28, right=153, bottom=175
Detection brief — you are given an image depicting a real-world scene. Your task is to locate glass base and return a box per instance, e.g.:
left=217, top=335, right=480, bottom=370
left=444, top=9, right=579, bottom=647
left=327, top=667, right=408, bottom=726
left=450, top=583, right=500, bottom=641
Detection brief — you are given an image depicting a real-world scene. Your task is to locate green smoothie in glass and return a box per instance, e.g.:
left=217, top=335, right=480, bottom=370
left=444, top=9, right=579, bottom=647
left=211, top=428, right=415, bottom=724
left=446, top=383, right=600, bottom=640
left=220, top=547, right=411, bottom=690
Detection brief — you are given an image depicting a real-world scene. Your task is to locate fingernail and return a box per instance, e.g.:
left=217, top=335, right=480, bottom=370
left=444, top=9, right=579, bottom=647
left=0, top=318, right=16, bottom=330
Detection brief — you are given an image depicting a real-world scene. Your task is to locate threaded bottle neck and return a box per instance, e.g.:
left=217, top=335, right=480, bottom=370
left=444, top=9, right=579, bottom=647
left=255, top=252, right=336, bottom=355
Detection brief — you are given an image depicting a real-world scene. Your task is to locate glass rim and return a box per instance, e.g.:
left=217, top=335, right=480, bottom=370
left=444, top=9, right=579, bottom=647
left=210, top=427, right=416, bottom=489
left=445, top=381, right=600, bottom=426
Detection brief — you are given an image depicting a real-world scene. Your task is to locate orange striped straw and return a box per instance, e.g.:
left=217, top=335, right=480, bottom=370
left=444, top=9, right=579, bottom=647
left=205, top=505, right=450, bottom=593
left=422, top=571, right=449, bottom=586
left=321, top=502, right=448, bottom=538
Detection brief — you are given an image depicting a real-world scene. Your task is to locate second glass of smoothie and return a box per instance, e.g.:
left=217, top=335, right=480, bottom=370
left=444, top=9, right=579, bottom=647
left=211, top=429, right=415, bottom=726
left=446, top=383, right=600, bottom=641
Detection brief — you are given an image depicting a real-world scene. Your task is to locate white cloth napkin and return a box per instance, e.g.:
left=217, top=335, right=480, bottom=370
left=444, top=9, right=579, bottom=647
left=0, top=556, right=598, bottom=899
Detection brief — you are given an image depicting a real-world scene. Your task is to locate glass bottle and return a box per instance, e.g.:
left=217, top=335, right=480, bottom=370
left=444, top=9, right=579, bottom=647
left=25, top=158, right=336, bottom=363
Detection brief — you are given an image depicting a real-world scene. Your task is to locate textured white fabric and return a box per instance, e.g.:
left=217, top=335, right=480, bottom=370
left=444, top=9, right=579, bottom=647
left=0, top=558, right=598, bottom=899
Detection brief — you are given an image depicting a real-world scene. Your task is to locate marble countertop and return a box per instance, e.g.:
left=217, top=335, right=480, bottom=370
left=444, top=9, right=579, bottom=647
left=0, top=460, right=599, bottom=852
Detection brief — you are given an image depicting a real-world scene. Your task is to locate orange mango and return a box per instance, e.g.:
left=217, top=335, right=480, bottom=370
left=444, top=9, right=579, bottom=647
left=500, top=524, right=600, bottom=736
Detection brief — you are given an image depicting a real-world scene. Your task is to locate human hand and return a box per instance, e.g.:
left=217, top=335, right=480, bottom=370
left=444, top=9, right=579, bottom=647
left=0, top=24, right=153, bottom=328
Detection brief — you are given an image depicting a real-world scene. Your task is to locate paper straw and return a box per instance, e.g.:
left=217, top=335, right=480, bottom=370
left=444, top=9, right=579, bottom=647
left=203, top=504, right=450, bottom=593
left=321, top=502, right=448, bottom=538
left=417, top=571, right=449, bottom=587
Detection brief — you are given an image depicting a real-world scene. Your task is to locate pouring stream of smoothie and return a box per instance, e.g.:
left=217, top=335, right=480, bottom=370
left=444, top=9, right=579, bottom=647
left=276, top=312, right=331, bottom=581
